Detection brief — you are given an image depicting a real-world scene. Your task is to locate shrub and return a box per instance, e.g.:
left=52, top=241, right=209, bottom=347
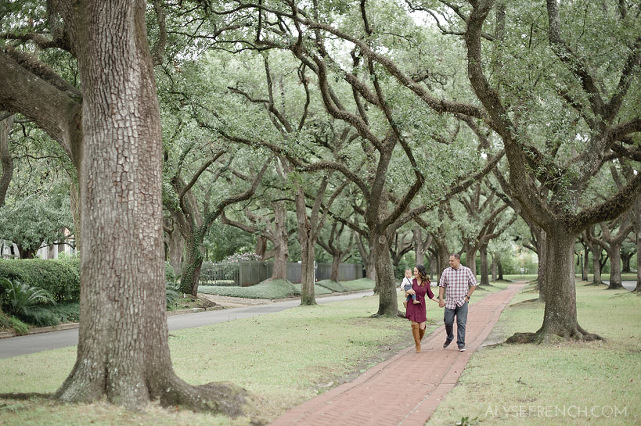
left=0, top=278, right=59, bottom=327
left=47, top=302, right=80, bottom=323
left=166, top=282, right=181, bottom=309
left=0, top=258, right=80, bottom=302
left=165, top=261, right=176, bottom=283
left=0, top=311, right=29, bottom=335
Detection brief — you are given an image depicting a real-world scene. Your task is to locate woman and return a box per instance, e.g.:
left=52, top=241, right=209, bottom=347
left=405, top=264, right=437, bottom=352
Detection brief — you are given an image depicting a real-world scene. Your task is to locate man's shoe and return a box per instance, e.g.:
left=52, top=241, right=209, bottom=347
left=458, top=346, right=466, bottom=352
left=443, top=339, right=453, bottom=349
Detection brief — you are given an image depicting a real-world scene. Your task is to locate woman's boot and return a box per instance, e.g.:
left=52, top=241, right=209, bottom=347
left=411, top=323, right=421, bottom=352
left=419, top=326, right=426, bottom=341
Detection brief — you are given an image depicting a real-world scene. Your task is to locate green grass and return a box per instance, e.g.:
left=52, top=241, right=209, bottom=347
left=199, top=277, right=376, bottom=299
left=0, top=285, right=417, bottom=425
left=0, top=279, right=638, bottom=425
left=429, top=281, right=641, bottom=425
left=199, top=278, right=300, bottom=299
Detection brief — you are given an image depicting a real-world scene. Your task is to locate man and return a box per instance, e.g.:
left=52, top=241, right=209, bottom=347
left=438, top=253, right=477, bottom=352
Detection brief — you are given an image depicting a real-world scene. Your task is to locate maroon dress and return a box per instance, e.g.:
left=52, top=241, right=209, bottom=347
left=406, top=279, right=434, bottom=323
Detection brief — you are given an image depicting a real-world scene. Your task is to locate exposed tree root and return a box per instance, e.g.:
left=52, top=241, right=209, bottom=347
left=370, top=308, right=399, bottom=318
left=506, top=326, right=603, bottom=344
left=157, top=378, right=256, bottom=419
left=56, top=371, right=258, bottom=420
left=509, top=298, right=542, bottom=307
left=606, top=284, right=624, bottom=290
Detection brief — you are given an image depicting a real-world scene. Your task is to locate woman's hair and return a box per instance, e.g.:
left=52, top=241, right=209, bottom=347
left=415, top=264, right=430, bottom=286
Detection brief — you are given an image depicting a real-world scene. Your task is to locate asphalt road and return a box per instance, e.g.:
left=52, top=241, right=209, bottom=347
left=0, top=291, right=373, bottom=359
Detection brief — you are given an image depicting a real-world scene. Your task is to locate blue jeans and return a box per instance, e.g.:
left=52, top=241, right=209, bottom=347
left=444, top=302, right=469, bottom=348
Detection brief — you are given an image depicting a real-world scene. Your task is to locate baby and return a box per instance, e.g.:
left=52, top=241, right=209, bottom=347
left=401, top=269, right=420, bottom=308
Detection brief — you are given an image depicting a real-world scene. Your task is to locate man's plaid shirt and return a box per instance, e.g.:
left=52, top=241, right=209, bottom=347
left=438, top=265, right=477, bottom=309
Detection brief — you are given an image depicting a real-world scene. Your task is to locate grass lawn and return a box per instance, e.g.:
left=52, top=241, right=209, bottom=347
left=429, top=281, right=640, bottom=425
left=0, top=278, right=638, bottom=425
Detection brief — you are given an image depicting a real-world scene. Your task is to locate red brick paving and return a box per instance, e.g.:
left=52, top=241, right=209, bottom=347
left=271, top=283, right=525, bottom=426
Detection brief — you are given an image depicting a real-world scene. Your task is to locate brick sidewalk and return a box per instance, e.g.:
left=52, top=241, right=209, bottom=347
left=271, top=283, right=525, bottom=426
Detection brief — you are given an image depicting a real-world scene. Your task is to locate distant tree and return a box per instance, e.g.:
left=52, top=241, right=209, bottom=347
left=0, top=193, right=72, bottom=258
left=589, top=216, right=634, bottom=290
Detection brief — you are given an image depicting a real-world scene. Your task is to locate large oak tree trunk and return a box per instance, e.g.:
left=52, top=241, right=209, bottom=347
left=55, top=0, right=177, bottom=405
left=53, top=0, right=250, bottom=414
left=373, top=232, right=397, bottom=317
left=537, top=229, right=547, bottom=302
left=510, top=226, right=600, bottom=343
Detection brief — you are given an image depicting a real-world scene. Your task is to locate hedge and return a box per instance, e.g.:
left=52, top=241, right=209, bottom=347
left=0, top=258, right=80, bottom=302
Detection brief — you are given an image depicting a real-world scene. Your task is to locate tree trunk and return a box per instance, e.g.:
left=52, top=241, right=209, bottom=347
left=54, top=0, right=249, bottom=413
left=330, top=253, right=340, bottom=282
left=491, top=255, right=497, bottom=281
left=296, top=189, right=316, bottom=305
left=0, top=115, right=14, bottom=208
left=533, top=227, right=546, bottom=301
left=357, top=234, right=375, bottom=280
left=70, top=181, right=81, bottom=252
left=255, top=235, right=267, bottom=259
left=466, top=247, right=477, bottom=277
left=17, top=246, right=37, bottom=259
left=621, top=251, right=632, bottom=273
left=582, top=248, right=590, bottom=281
left=181, top=235, right=204, bottom=296
left=606, top=245, right=623, bottom=290
left=47, top=243, right=55, bottom=259
left=479, top=245, right=489, bottom=286
left=591, top=243, right=603, bottom=285
left=429, top=255, right=437, bottom=281
left=434, top=239, right=450, bottom=282
left=520, top=226, right=600, bottom=342
left=270, top=201, right=289, bottom=280
left=497, top=260, right=504, bottom=280
left=299, top=242, right=316, bottom=305
left=373, top=232, right=397, bottom=317
left=168, top=227, right=184, bottom=279
left=634, top=230, right=641, bottom=293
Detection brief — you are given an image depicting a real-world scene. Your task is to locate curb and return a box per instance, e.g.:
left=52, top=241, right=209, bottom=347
left=0, top=306, right=226, bottom=340
left=0, top=289, right=373, bottom=340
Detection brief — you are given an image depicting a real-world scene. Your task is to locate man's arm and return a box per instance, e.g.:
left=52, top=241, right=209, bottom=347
left=465, top=269, right=477, bottom=302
